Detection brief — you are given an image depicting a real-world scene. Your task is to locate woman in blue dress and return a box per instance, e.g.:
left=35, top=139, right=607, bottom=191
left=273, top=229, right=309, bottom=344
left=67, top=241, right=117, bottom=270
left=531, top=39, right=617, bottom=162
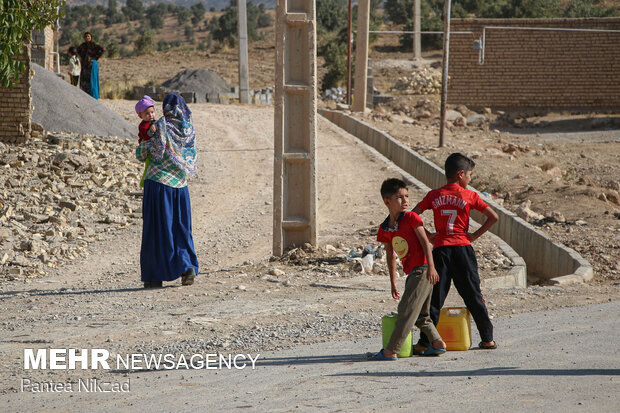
left=135, top=93, right=199, bottom=288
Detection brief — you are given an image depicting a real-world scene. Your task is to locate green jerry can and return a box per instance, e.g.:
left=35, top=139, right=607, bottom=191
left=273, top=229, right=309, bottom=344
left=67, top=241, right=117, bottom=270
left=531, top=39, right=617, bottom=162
left=381, top=314, right=413, bottom=358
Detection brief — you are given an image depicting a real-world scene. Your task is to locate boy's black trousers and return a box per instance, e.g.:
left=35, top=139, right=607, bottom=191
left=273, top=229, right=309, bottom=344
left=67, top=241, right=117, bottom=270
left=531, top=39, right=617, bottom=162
left=419, top=245, right=494, bottom=345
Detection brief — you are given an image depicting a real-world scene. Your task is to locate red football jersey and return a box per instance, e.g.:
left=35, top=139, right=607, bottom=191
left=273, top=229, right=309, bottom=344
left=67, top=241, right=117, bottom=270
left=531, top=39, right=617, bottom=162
left=417, top=183, right=489, bottom=247
left=377, top=211, right=427, bottom=274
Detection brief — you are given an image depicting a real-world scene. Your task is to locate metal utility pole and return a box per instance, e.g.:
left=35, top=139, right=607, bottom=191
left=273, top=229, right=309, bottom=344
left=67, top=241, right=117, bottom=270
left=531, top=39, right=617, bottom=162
left=351, top=0, right=370, bottom=112
left=237, top=0, right=250, bottom=103
left=439, top=0, right=451, bottom=147
left=346, top=0, right=353, bottom=105
left=413, top=0, right=421, bottom=60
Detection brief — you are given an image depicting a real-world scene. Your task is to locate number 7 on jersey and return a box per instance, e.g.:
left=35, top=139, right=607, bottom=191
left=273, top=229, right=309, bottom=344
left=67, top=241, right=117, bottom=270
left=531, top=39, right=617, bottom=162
left=441, top=209, right=457, bottom=234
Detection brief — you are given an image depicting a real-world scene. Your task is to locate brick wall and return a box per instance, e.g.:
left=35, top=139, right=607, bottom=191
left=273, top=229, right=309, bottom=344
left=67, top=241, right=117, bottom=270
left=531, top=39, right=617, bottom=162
left=449, top=18, right=620, bottom=109
left=31, top=26, right=55, bottom=72
left=0, top=46, right=32, bottom=144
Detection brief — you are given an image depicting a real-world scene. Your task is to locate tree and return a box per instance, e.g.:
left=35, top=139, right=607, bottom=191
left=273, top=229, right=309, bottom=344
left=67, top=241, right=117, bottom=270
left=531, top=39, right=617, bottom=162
left=563, top=0, right=617, bottom=17
left=257, top=12, right=272, bottom=29
left=177, top=7, right=192, bottom=25
left=317, top=0, right=348, bottom=34
left=211, top=1, right=273, bottom=47
left=0, top=0, right=63, bottom=88
left=146, top=3, right=167, bottom=29
left=184, top=25, right=195, bottom=42
left=212, top=4, right=238, bottom=47
left=191, top=2, right=206, bottom=25
left=122, top=0, right=144, bottom=21
left=134, top=30, right=155, bottom=55
left=320, top=29, right=349, bottom=91
left=107, top=41, right=120, bottom=58
left=70, top=31, right=84, bottom=47
left=105, top=0, right=125, bottom=26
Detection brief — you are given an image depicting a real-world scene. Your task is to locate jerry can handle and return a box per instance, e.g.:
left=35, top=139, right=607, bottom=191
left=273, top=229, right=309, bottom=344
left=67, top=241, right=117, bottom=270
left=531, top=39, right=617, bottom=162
left=444, top=307, right=466, bottom=316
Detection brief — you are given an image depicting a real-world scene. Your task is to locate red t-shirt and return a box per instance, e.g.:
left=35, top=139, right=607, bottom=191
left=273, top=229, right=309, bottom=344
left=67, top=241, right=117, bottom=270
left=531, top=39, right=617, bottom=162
left=377, top=211, right=427, bottom=274
left=138, top=120, right=153, bottom=142
left=417, top=183, right=489, bottom=247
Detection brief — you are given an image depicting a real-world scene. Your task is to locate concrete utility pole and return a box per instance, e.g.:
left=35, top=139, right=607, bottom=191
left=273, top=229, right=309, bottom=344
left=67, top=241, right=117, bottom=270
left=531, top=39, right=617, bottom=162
left=273, top=0, right=317, bottom=255
left=346, top=0, right=353, bottom=105
left=237, top=0, right=250, bottom=103
left=351, top=0, right=370, bottom=112
left=439, top=0, right=451, bottom=147
left=413, top=0, right=421, bottom=60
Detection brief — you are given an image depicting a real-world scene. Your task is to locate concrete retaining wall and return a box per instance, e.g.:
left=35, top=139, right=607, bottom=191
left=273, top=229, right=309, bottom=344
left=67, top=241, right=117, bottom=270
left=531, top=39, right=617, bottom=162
left=320, top=109, right=593, bottom=285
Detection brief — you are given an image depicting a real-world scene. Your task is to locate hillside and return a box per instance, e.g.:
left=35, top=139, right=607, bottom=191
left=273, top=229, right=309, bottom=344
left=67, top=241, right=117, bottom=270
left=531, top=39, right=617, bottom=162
left=60, top=9, right=279, bottom=96
left=65, top=0, right=276, bottom=11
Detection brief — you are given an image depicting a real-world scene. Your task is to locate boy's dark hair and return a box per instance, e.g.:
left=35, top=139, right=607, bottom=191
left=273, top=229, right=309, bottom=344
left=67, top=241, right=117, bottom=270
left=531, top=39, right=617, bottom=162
left=380, top=178, right=407, bottom=199
left=445, top=152, right=475, bottom=180
left=68, top=46, right=77, bottom=55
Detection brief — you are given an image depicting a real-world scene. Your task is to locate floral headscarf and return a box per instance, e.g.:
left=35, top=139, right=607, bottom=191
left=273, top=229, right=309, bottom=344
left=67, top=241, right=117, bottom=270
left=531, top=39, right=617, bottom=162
left=148, top=93, right=197, bottom=176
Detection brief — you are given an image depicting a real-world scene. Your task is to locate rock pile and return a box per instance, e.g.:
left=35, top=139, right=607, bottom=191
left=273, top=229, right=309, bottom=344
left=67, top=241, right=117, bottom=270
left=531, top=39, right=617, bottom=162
left=31, top=63, right=135, bottom=138
left=322, top=87, right=347, bottom=103
left=389, top=67, right=442, bottom=95
left=0, top=131, right=143, bottom=280
left=162, top=68, right=232, bottom=103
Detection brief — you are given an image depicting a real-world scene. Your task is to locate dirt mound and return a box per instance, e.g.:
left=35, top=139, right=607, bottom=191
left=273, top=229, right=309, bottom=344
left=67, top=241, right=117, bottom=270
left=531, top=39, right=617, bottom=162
left=31, top=64, right=135, bottom=138
left=162, top=68, right=232, bottom=102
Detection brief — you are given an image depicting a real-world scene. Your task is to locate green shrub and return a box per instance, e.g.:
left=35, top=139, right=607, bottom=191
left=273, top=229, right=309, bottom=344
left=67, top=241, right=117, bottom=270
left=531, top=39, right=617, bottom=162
left=134, top=30, right=155, bottom=55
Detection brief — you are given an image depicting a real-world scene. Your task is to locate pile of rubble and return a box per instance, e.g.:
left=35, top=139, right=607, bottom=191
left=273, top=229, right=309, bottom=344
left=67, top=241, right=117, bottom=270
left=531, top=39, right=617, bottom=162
left=389, top=67, right=442, bottom=95
left=0, top=130, right=143, bottom=280
left=321, top=87, right=347, bottom=103
left=133, top=68, right=274, bottom=105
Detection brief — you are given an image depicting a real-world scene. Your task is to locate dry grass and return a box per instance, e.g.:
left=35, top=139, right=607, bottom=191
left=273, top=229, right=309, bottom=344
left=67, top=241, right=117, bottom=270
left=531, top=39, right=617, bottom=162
left=99, top=74, right=155, bottom=99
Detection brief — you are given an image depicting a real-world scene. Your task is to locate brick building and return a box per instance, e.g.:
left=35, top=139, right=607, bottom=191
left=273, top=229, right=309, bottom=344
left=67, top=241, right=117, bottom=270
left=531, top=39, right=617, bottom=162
left=31, top=26, right=56, bottom=72
left=0, top=27, right=55, bottom=144
left=449, top=18, right=620, bottom=109
left=0, top=46, right=32, bottom=144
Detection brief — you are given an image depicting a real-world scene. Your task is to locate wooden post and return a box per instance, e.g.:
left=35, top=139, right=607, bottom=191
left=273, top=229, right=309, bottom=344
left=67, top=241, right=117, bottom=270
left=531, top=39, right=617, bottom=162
left=346, top=0, right=353, bottom=105
left=439, top=0, right=451, bottom=148
left=351, top=0, right=370, bottom=112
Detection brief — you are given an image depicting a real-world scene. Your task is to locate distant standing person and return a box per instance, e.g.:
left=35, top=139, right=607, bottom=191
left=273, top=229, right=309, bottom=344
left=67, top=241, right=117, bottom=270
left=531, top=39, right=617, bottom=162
left=135, top=93, right=199, bottom=288
left=67, top=46, right=80, bottom=86
left=77, top=31, right=105, bottom=99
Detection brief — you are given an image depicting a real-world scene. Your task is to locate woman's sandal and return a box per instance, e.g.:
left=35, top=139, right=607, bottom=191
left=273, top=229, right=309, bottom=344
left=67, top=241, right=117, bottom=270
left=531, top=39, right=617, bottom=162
left=143, top=281, right=163, bottom=289
left=181, top=269, right=195, bottom=286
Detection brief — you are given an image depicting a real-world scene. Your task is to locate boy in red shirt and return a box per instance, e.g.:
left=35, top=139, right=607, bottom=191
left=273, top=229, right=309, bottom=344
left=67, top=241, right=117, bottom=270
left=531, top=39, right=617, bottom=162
left=369, top=178, right=447, bottom=360
left=414, top=153, right=499, bottom=351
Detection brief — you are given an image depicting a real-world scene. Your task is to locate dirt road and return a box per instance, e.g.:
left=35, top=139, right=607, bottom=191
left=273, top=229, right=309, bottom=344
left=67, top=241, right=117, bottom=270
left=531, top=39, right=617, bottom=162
left=1, top=102, right=618, bottom=409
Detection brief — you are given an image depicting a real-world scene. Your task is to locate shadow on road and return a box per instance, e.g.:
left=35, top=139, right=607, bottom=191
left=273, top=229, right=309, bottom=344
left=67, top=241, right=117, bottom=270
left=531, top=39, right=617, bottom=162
left=331, top=367, right=620, bottom=377
left=256, top=354, right=367, bottom=366
left=0, top=286, right=160, bottom=298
